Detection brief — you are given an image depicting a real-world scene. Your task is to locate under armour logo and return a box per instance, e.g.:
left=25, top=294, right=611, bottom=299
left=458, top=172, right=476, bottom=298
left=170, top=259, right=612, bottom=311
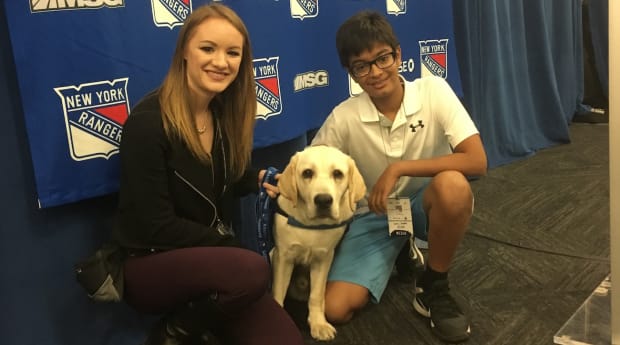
left=409, top=120, right=424, bottom=132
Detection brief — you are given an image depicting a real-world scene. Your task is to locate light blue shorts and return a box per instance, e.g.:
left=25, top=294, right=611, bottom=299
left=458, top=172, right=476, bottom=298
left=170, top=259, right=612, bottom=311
left=327, top=186, right=428, bottom=303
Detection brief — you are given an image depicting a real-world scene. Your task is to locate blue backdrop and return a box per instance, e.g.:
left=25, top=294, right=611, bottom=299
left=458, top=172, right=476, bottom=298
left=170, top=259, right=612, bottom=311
left=453, top=0, right=584, bottom=167
left=4, top=0, right=460, bottom=208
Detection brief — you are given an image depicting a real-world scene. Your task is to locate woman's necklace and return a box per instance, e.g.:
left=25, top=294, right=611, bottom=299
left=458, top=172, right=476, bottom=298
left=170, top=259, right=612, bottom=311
left=196, top=109, right=210, bottom=134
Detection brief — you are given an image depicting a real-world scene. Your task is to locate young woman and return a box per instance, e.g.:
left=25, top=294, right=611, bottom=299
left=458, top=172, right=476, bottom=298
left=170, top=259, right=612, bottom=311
left=112, top=4, right=302, bottom=345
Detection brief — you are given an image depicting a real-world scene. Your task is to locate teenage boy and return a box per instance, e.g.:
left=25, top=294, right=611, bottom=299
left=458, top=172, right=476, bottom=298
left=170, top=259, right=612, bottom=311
left=311, top=10, right=487, bottom=343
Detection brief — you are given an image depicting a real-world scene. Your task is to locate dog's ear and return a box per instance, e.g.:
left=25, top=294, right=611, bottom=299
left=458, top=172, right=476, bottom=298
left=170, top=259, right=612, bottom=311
left=278, top=153, right=299, bottom=207
left=347, top=157, right=367, bottom=211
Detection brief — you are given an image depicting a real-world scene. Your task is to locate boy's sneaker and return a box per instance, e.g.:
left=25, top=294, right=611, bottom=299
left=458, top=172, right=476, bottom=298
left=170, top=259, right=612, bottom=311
left=413, top=279, right=471, bottom=343
left=395, top=237, right=425, bottom=282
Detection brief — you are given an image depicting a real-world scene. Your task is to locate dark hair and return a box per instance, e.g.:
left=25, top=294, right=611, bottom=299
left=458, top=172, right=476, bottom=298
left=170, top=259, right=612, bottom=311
left=335, top=10, right=400, bottom=68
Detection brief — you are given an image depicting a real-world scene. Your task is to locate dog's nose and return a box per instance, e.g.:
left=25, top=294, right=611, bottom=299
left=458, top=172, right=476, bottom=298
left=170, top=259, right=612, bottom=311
left=314, top=194, right=333, bottom=209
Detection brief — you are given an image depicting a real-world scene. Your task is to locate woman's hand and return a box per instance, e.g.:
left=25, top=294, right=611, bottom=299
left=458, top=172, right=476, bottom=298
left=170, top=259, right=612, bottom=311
left=258, top=169, right=280, bottom=198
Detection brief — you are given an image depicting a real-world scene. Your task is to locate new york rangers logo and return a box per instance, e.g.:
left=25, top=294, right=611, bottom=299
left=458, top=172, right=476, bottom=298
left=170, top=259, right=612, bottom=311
left=386, top=0, right=406, bottom=16
left=290, top=0, right=318, bottom=20
left=419, top=39, right=448, bottom=78
left=254, top=57, right=283, bottom=119
left=151, top=0, right=192, bottom=29
left=54, top=78, right=130, bottom=161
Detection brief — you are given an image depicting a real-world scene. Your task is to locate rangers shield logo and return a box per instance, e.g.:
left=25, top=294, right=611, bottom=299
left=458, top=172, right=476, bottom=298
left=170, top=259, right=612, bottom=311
left=290, top=0, right=318, bottom=20
left=54, top=78, right=130, bottom=161
left=254, top=57, right=283, bottom=119
left=386, top=0, right=406, bottom=16
left=151, top=0, right=192, bottom=29
left=419, top=39, right=448, bottom=78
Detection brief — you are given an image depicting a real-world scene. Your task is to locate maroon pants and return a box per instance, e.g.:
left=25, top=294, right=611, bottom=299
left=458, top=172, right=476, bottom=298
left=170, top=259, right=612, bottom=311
left=123, top=246, right=304, bottom=345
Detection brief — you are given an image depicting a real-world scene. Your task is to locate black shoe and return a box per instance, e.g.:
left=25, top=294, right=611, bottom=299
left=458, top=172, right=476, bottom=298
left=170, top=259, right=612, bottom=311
left=143, top=317, right=211, bottom=345
left=413, top=279, right=471, bottom=343
left=395, top=237, right=425, bottom=283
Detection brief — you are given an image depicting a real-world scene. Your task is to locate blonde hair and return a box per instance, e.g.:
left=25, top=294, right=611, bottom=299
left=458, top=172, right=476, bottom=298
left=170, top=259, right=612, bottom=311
left=158, top=3, right=256, bottom=180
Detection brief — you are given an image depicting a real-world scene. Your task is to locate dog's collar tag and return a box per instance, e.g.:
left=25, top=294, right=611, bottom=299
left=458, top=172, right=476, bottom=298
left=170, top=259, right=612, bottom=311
left=387, top=197, right=413, bottom=236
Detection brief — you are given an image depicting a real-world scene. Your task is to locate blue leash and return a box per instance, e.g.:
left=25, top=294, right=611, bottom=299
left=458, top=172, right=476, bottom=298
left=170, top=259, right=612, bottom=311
left=256, top=167, right=279, bottom=266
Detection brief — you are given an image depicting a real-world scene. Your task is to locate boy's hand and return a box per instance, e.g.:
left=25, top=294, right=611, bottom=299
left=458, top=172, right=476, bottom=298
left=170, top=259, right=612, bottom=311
left=368, top=166, right=399, bottom=214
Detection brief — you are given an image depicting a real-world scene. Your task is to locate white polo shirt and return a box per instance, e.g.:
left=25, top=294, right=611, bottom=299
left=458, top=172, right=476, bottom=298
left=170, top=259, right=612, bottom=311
left=311, top=75, right=479, bottom=202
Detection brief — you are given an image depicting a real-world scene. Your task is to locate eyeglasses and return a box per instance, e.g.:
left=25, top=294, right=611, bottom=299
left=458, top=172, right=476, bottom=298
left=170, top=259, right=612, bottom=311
left=349, top=51, right=397, bottom=78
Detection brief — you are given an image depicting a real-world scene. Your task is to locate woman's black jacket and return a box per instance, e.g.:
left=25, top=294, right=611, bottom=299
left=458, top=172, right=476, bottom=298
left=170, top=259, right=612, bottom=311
left=112, top=92, right=258, bottom=251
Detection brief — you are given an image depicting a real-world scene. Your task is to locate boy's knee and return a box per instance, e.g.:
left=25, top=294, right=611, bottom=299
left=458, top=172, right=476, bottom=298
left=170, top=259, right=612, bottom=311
left=433, top=171, right=470, bottom=195
left=324, top=282, right=369, bottom=324
left=325, top=302, right=354, bottom=324
left=428, top=171, right=473, bottom=210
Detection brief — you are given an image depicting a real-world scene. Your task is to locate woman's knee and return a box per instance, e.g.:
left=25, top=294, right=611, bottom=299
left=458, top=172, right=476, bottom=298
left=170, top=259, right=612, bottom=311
left=232, top=249, right=271, bottom=293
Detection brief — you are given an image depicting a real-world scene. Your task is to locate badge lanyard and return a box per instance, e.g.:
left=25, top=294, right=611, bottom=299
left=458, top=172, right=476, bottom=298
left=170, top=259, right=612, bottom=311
left=377, top=100, right=414, bottom=237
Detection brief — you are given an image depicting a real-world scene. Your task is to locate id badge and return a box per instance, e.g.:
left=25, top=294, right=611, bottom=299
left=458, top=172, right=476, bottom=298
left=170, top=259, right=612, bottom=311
left=387, top=197, right=413, bottom=236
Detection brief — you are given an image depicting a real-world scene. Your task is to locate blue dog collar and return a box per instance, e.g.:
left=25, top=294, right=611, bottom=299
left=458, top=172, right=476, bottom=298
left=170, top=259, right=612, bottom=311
left=275, top=203, right=353, bottom=230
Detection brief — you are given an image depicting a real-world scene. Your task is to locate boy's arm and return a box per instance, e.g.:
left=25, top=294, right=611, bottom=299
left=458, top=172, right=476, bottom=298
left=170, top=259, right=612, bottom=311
left=369, top=134, right=487, bottom=214
left=393, top=133, right=487, bottom=178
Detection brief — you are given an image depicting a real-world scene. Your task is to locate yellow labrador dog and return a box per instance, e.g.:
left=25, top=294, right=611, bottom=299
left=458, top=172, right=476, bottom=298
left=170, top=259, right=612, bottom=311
left=271, top=145, right=366, bottom=341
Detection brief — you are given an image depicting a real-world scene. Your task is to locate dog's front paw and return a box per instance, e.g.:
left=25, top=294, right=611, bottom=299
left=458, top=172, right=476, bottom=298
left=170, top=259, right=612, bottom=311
left=309, top=320, right=337, bottom=341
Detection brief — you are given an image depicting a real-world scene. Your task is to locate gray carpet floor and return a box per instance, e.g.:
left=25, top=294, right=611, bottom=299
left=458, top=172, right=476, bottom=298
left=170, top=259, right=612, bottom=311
left=287, top=123, right=611, bottom=345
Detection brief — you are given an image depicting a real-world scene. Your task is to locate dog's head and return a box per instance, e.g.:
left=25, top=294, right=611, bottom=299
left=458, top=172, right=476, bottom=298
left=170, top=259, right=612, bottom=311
left=278, top=146, right=366, bottom=222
